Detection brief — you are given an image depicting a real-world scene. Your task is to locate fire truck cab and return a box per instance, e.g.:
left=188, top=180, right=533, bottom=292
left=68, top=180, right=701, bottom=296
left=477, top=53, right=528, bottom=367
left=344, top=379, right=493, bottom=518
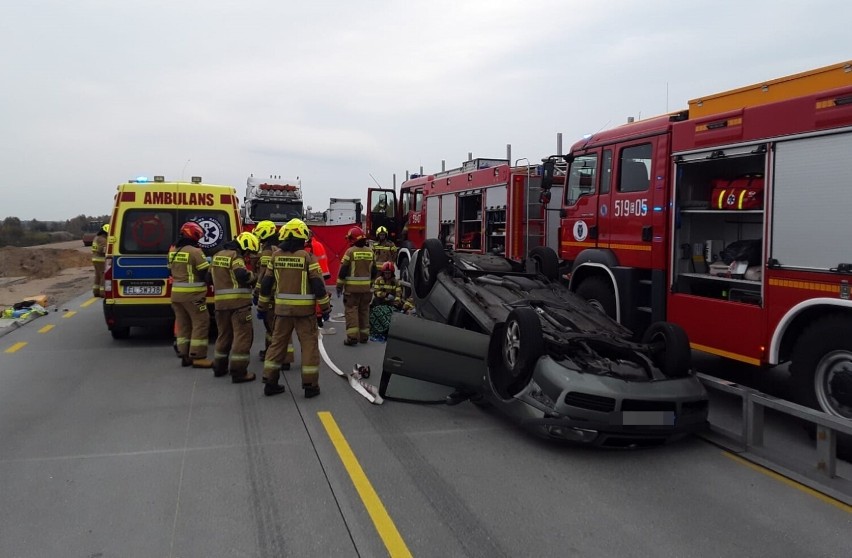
left=367, top=158, right=564, bottom=283
left=560, top=61, right=852, bottom=418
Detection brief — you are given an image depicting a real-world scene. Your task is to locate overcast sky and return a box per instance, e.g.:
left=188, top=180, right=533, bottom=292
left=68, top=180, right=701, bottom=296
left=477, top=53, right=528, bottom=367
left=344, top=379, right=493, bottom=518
left=2, top=0, right=849, bottom=221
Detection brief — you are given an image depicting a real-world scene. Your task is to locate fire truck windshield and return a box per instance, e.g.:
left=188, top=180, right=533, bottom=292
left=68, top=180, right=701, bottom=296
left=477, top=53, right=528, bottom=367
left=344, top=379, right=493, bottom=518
left=250, top=200, right=303, bottom=222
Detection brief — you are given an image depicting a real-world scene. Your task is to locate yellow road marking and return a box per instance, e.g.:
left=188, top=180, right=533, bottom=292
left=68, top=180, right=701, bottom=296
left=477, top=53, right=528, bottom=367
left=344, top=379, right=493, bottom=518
left=318, top=411, right=412, bottom=558
left=80, top=297, right=98, bottom=308
left=62, top=311, right=77, bottom=319
left=723, top=451, right=852, bottom=513
left=38, top=324, right=55, bottom=333
left=5, top=342, right=27, bottom=354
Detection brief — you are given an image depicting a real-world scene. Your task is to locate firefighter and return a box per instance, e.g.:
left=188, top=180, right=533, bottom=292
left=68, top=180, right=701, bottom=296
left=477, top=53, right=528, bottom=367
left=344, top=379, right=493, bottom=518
left=337, top=226, right=376, bottom=345
left=306, top=228, right=332, bottom=330
left=169, top=221, right=213, bottom=368
left=372, top=261, right=402, bottom=309
left=372, top=226, right=397, bottom=266
left=91, top=224, right=109, bottom=298
left=259, top=219, right=330, bottom=397
left=210, top=232, right=259, bottom=383
left=251, top=220, right=280, bottom=361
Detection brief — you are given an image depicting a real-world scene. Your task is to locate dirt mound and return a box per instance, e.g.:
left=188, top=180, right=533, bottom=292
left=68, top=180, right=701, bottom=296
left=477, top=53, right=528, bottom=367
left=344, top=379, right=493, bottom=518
left=0, top=247, right=92, bottom=278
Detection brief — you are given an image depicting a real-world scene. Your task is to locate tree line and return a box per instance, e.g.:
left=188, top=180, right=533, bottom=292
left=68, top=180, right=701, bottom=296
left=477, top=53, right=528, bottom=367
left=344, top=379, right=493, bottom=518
left=0, top=214, right=111, bottom=248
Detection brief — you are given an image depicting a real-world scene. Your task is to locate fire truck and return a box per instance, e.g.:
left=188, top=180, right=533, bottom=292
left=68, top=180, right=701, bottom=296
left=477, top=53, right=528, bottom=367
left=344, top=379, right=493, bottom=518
left=240, top=175, right=304, bottom=232
left=551, top=60, right=852, bottom=418
left=365, top=158, right=562, bottom=283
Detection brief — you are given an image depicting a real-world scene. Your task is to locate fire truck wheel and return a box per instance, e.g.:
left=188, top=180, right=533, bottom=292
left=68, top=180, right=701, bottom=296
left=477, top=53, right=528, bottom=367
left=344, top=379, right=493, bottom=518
left=529, top=246, right=559, bottom=282
left=791, top=315, right=852, bottom=419
left=641, top=322, right=692, bottom=378
left=499, top=307, right=544, bottom=390
left=110, top=326, right=130, bottom=340
left=413, top=238, right=448, bottom=298
left=575, top=276, right=617, bottom=319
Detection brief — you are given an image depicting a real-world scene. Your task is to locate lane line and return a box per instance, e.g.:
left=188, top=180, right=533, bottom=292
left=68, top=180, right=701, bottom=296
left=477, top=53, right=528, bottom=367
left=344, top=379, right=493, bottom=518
left=723, top=451, right=852, bottom=513
left=80, top=297, right=98, bottom=308
left=62, top=311, right=77, bottom=319
left=38, top=324, right=55, bottom=334
left=318, top=411, right=412, bottom=558
left=4, top=342, right=27, bottom=354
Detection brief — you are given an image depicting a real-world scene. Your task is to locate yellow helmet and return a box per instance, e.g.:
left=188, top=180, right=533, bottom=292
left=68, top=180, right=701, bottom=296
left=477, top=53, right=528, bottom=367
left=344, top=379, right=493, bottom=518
left=236, top=231, right=260, bottom=252
left=101, top=224, right=110, bottom=234
left=376, top=226, right=388, bottom=235
left=279, top=218, right=310, bottom=241
left=253, top=220, right=277, bottom=240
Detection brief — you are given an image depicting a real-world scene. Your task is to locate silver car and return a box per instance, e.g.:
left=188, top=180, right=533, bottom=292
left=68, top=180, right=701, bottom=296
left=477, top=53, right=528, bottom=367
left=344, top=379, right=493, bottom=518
left=380, top=239, right=709, bottom=447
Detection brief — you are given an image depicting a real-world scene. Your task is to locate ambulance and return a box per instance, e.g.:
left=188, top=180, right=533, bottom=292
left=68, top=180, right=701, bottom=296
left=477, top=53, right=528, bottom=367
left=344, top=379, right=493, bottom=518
left=102, top=176, right=242, bottom=339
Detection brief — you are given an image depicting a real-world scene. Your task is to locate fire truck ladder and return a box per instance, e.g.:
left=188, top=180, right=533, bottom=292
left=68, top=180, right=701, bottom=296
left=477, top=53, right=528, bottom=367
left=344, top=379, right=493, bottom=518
left=517, top=160, right=546, bottom=257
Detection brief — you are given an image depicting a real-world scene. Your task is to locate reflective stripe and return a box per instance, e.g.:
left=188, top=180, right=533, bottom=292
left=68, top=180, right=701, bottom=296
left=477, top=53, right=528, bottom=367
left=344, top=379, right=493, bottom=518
left=230, top=354, right=250, bottom=361
left=215, top=288, right=252, bottom=295
left=190, top=339, right=207, bottom=346
left=174, top=282, right=206, bottom=288
left=346, top=276, right=372, bottom=281
left=173, top=286, right=207, bottom=293
left=92, top=257, right=105, bottom=263
left=275, top=299, right=315, bottom=306
left=215, top=293, right=253, bottom=300
left=275, top=293, right=315, bottom=299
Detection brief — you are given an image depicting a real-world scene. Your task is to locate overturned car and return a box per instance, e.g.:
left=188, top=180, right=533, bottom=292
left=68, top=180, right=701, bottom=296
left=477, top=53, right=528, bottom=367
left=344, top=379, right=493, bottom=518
left=380, top=239, right=709, bottom=447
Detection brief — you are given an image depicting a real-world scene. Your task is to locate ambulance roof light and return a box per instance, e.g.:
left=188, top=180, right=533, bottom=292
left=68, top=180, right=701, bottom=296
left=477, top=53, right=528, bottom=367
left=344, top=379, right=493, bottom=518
left=191, top=176, right=202, bottom=184
left=134, top=176, right=149, bottom=183
left=153, top=176, right=165, bottom=182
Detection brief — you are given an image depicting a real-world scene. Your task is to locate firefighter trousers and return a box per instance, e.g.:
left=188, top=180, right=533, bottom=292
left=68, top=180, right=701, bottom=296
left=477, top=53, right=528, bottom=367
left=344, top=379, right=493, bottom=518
left=214, top=305, right=254, bottom=376
left=344, top=292, right=371, bottom=342
left=92, top=261, right=104, bottom=298
left=172, top=297, right=209, bottom=359
left=262, top=313, right=294, bottom=364
left=263, top=315, right=320, bottom=388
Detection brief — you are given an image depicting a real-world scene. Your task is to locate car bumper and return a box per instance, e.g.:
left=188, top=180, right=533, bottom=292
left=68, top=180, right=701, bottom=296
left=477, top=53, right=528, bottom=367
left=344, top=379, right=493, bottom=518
left=103, top=300, right=174, bottom=329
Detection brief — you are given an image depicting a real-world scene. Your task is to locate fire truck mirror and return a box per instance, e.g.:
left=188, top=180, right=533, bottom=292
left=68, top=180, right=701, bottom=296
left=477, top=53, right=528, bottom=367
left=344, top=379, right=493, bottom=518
left=539, top=190, right=552, bottom=206
left=541, top=160, right=555, bottom=190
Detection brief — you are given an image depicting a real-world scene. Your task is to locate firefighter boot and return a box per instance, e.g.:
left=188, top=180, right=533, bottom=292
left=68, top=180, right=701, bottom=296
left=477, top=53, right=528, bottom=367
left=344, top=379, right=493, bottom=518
left=180, top=356, right=192, bottom=367
left=264, top=382, right=286, bottom=396
left=344, top=338, right=358, bottom=346
left=232, top=371, right=257, bottom=384
left=192, top=358, right=214, bottom=369
left=280, top=363, right=291, bottom=371
left=213, top=358, right=229, bottom=377
left=304, top=385, right=321, bottom=399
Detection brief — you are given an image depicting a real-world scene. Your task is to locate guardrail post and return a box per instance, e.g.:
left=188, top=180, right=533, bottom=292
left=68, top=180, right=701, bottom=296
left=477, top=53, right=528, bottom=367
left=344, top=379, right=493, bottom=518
left=815, top=425, right=837, bottom=478
left=745, top=392, right=764, bottom=448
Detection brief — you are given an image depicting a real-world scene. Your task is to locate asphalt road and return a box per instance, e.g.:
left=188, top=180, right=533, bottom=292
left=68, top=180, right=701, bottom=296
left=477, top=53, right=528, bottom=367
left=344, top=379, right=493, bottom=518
left=1, top=292, right=850, bottom=558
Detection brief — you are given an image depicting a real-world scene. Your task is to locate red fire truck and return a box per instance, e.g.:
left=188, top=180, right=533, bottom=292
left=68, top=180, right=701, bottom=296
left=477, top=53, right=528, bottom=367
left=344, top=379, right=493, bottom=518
left=365, top=158, right=563, bottom=282
left=553, top=60, right=852, bottom=418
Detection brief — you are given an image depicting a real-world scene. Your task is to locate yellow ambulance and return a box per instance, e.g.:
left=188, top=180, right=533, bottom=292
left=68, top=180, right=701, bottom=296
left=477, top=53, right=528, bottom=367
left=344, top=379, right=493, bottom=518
left=102, top=176, right=242, bottom=339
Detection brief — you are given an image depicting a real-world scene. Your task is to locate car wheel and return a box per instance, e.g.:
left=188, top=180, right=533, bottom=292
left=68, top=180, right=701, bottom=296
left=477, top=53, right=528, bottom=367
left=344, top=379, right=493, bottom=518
left=790, top=315, right=852, bottom=419
left=641, top=321, right=691, bottom=378
left=529, top=246, right=559, bottom=282
left=501, top=307, right=544, bottom=385
left=110, top=326, right=130, bottom=340
left=575, top=276, right=617, bottom=320
left=397, top=254, right=410, bottom=293
left=413, top=238, right=448, bottom=298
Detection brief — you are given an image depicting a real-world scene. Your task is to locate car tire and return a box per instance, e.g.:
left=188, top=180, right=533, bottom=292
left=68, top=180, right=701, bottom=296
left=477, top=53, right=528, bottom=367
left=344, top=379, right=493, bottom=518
left=501, top=307, right=544, bottom=386
left=529, top=246, right=560, bottom=282
left=790, top=315, right=852, bottom=419
left=413, top=238, right=448, bottom=298
left=641, top=321, right=691, bottom=378
left=575, top=276, right=617, bottom=320
left=110, top=326, right=130, bottom=340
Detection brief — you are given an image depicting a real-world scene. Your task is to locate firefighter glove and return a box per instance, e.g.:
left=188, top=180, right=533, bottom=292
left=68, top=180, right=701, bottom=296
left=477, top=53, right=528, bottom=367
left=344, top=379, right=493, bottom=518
left=322, top=309, right=331, bottom=322
left=256, top=310, right=267, bottom=321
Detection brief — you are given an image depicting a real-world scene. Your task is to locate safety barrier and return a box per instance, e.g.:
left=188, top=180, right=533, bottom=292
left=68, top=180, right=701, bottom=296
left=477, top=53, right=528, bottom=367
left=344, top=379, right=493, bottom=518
left=697, top=373, right=852, bottom=503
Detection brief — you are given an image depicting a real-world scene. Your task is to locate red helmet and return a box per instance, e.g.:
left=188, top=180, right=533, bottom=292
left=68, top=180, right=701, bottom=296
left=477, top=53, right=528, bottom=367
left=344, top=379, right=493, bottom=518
left=381, top=261, right=395, bottom=274
left=180, top=221, right=204, bottom=242
left=346, top=226, right=366, bottom=244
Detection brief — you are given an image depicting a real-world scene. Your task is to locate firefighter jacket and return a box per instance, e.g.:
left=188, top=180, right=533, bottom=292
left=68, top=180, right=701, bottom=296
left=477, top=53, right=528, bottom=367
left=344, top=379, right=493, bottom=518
left=210, top=246, right=256, bottom=310
left=91, top=233, right=107, bottom=264
left=252, top=242, right=276, bottom=298
left=372, top=239, right=397, bottom=265
left=372, top=276, right=401, bottom=303
left=259, top=247, right=330, bottom=317
left=337, top=245, right=376, bottom=294
left=168, top=240, right=210, bottom=302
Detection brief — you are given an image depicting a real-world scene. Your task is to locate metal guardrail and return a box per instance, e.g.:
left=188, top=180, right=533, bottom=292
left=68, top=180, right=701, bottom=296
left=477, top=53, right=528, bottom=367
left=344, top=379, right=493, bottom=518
left=697, top=373, right=852, bottom=501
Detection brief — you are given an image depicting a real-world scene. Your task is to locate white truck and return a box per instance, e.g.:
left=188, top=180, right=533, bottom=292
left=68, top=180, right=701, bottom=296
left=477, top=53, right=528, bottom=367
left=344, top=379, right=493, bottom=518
left=241, top=175, right=304, bottom=231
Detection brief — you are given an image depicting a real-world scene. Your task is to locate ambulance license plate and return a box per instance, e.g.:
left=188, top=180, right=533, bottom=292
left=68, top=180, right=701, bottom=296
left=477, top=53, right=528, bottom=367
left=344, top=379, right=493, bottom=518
left=123, top=285, right=163, bottom=296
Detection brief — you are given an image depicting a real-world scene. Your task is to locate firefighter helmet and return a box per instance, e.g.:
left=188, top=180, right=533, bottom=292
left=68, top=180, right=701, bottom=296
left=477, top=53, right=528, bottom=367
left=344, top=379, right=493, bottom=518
left=101, top=223, right=110, bottom=234
left=180, top=221, right=204, bottom=242
left=376, top=226, right=388, bottom=236
left=236, top=232, right=260, bottom=252
left=346, top=226, right=366, bottom=244
left=381, top=261, right=395, bottom=274
left=253, top=220, right=277, bottom=240
left=279, top=218, right=310, bottom=241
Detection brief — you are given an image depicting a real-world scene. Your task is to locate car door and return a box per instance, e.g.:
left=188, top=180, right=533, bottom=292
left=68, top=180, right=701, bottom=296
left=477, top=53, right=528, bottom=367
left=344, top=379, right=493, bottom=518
left=380, top=313, right=488, bottom=401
